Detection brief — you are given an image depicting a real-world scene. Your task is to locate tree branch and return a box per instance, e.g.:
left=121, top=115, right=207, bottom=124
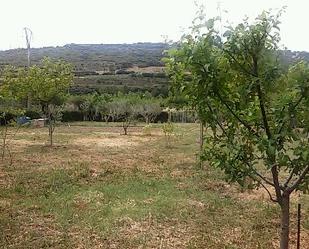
left=244, top=161, right=276, bottom=188
left=216, top=92, right=260, bottom=138
left=271, top=165, right=283, bottom=203
left=254, top=170, right=276, bottom=188
left=256, top=82, right=272, bottom=139
left=259, top=180, right=278, bottom=203
left=205, top=102, right=229, bottom=137
left=223, top=49, right=254, bottom=77
left=283, top=163, right=297, bottom=188
left=277, top=95, right=304, bottom=135
left=195, top=59, right=260, bottom=139
left=287, top=165, right=309, bottom=193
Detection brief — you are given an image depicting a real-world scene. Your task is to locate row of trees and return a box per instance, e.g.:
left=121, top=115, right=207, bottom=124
left=66, top=92, right=162, bottom=125
left=165, top=9, right=308, bottom=249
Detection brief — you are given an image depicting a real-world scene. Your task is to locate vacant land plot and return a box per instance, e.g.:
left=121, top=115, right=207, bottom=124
left=0, top=123, right=308, bottom=249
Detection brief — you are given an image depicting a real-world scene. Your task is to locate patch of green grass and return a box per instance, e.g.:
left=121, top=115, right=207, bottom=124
left=1, top=123, right=308, bottom=248
left=4, top=163, right=281, bottom=248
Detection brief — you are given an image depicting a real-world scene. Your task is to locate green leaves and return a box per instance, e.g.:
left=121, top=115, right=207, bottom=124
left=1, top=58, right=73, bottom=111
left=166, top=9, right=309, bottom=194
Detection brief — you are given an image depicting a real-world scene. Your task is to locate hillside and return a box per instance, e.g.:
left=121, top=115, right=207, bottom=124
left=1, top=43, right=309, bottom=96
left=0, top=43, right=170, bottom=96
left=0, top=43, right=168, bottom=71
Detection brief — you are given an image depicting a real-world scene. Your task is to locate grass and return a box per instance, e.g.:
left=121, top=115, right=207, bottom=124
left=0, top=123, right=308, bottom=248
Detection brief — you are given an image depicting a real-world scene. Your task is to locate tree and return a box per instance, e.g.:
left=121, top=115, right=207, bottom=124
left=113, top=94, right=140, bottom=135
left=165, top=10, right=308, bottom=249
left=68, top=93, right=112, bottom=121
left=0, top=79, right=24, bottom=164
left=31, top=59, right=73, bottom=145
left=93, top=93, right=112, bottom=122
left=137, top=97, right=162, bottom=124
left=2, top=58, right=73, bottom=146
left=105, top=100, right=120, bottom=123
left=67, top=94, right=89, bottom=120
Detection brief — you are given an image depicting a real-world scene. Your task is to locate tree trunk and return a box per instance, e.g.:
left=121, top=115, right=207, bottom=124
left=199, top=121, right=204, bottom=168
left=48, top=108, right=53, bottom=147
left=49, top=122, right=53, bottom=146
left=168, top=111, right=171, bottom=123
left=124, top=126, right=127, bottom=135
left=26, top=93, right=31, bottom=110
left=280, top=194, right=290, bottom=249
left=1, top=123, right=8, bottom=160
left=200, top=122, right=204, bottom=150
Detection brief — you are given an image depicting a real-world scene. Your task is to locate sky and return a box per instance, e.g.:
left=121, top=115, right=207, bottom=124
left=0, top=0, right=308, bottom=51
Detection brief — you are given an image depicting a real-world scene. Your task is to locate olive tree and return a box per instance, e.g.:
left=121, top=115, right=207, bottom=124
left=165, top=11, right=308, bottom=249
left=137, top=98, right=162, bottom=124
left=93, top=93, right=112, bottom=122
left=114, top=94, right=140, bottom=135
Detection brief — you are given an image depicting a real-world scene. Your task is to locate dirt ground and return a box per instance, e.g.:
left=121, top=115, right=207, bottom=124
left=0, top=123, right=308, bottom=249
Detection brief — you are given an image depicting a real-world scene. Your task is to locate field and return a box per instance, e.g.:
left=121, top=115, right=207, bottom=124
left=0, top=123, right=308, bottom=249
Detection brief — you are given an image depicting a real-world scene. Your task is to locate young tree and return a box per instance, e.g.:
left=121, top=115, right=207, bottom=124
left=0, top=79, right=24, bottom=164
left=165, top=11, right=308, bottom=249
left=114, top=94, right=140, bottom=135
left=0, top=108, right=23, bottom=165
left=32, top=59, right=73, bottom=145
left=2, top=58, right=73, bottom=146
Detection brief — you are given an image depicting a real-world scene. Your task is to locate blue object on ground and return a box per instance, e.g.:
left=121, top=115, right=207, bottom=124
left=17, top=116, right=31, bottom=125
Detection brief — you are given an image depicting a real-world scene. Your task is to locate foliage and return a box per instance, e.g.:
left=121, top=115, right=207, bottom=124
left=165, top=9, right=309, bottom=249
left=136, top=95, right=162, bottom=124
left=67, top=93, right=112, bottom=121
left=0, top=89, right=24, bottom=164
left=112, top=93, right=141, bottom=135
left=1, top=58, right=73, bottom=145
left=142, top=124, right=153, bottom=136
left=162, top=122, right=175, bottom=147
left=2, top=58, right=73, bottom=108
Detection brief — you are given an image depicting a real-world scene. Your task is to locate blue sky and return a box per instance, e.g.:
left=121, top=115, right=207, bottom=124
left=0, top=0, right=308, bottom=51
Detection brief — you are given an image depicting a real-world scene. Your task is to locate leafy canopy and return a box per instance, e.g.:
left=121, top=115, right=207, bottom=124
left=165, top=10, right=309, bottom=196
left=1, top=58, right=73, bottom=109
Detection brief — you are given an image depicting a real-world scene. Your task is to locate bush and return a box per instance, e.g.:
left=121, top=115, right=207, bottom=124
left=142, top=124, right=153, bottom=136
left=24, top=110, right=41, bottom=119
left=62, top=111, right=84, bottom=122
left=0, top=112, right=16, bottom=125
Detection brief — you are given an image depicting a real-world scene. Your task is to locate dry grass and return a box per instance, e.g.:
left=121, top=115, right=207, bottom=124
left=0, top=123, right=308, bottom=249
left=126, top=66, right=165, bottom=73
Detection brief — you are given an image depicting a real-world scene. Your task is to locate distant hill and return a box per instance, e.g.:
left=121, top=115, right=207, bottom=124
left=0, top=43, right=169, bottom=71
left=0, top=43, right=171, bottom=96
left=279, top=50, right=309, bottom=67
left=0, top=43, right=308, bottom=96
